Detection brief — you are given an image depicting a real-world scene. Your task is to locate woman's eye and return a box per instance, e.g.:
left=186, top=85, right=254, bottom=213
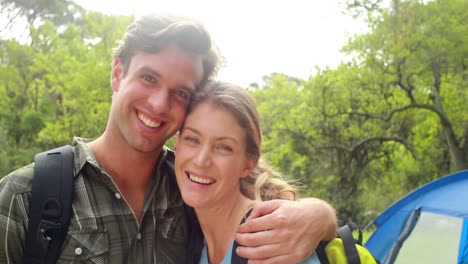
left=184, top=136, right=198, bottom=143
left=217, top=145, right=233, bottom=152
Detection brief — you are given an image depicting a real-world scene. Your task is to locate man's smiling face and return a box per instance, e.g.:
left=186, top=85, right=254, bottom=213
left=109, top=45, right=203, bottom=154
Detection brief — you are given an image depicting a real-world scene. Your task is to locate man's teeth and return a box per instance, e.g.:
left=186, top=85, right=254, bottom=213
left=189, top=174, right=214, bottom=185
left=138, top=113, right=161, bottom=128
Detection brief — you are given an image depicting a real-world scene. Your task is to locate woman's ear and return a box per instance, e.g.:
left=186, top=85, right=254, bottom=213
left=174, top=133, right=180, bottom=151
left=241, top=159, right=256, bottom=179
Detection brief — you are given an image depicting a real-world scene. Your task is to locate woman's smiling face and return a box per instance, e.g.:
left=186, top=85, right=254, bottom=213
left=174, top=101, right=255, bottom=209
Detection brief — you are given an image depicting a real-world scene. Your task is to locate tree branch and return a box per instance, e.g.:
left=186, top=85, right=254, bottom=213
left=350, top=136, right=417, bottom=159
left=393, top=57, right=417, bottom=103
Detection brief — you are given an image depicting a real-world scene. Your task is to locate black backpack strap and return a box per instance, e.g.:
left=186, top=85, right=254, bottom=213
left=337, top=223, right=361, bottom=264
left=316, top=240, right=330, bottom=264
left=22, top=145, right=74, bottom=264
left=231, top=209, right=253, bottom=264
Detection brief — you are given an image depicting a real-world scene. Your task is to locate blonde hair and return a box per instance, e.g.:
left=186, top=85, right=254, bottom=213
left=242, top=158, right=299, bottom=201
left=186, top=81, right=299, bottom=201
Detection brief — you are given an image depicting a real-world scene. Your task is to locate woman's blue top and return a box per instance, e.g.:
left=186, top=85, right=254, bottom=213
left=199, top=240, right=320, bottom=264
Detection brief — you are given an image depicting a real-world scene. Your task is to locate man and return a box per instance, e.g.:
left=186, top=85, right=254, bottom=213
left=0, top=14, right=336, bottom=263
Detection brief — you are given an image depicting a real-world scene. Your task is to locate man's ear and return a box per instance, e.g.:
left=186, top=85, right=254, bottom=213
left=111, top=59, right=123, bottom=93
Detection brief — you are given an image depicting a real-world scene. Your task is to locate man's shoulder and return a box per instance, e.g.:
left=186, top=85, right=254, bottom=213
left=0, top=143, right=76, bottom=194
left=0, top=163, right=34, bottom=194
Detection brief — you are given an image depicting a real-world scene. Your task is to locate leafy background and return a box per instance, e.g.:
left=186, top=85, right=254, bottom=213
left=0, top=0, right=466, bottom=226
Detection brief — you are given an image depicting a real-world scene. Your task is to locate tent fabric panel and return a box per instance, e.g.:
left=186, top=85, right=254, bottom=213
left=394, top=212, right=461, bottom=264
left=365, top=170, right=468, bottom=263
left=460, top=219, right=468, bottom=264
left=373, top=170, right=468, bottom=227
left=421, top=206, right=468, bottom=218
left=365, top=211, right=409, bottom=260
left=382, top=209, right=421, bottom=264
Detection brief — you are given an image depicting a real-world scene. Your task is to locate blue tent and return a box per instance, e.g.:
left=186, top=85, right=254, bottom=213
left=365, top=170, right=468, bottom=264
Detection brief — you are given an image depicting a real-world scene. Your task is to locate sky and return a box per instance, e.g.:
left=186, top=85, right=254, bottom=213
left=74, top=0, right=366, bottom=86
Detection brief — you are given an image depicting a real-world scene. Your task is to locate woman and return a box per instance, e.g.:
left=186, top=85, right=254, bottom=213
left=174, top=81, right=320, bottom=263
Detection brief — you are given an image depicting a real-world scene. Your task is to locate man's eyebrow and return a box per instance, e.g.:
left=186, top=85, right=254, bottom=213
left=139, top=66, right=195, bottom=93
left=139, top=66, right=161, bottom=77
left=180, top=82, right=197, bottom=93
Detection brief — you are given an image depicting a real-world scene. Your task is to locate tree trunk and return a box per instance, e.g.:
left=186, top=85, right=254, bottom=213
left=432, top=66, right=468, bottom=170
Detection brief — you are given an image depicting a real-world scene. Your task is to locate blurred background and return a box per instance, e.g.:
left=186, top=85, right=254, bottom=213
left=0, top=0, right=466, bottom=226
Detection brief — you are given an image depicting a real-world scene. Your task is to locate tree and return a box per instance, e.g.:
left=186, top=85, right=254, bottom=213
left=344, top=0, right=468, bottom=170
left=252, top=68, right=419, bottom=224
left=0, top=11, right=132, bottom=176
left=0, top=39, right=44, bottom=172
left=251, top=0, right=467, bottom=222
left=0, top=0, right=84, bottom=34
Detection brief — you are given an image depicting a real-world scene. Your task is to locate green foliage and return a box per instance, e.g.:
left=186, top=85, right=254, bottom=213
left=251, top=0, right=467, bottom=225
left=0, top=10, right=132, bottom=176
left=0, top=0, right=84, bottom=33
left=0, top=0, right=465, bottom=228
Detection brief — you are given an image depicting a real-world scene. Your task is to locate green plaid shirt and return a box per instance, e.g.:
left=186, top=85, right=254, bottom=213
left=0, top=137, right=200, bottom=263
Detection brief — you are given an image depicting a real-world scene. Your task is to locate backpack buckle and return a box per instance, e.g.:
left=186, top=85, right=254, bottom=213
left=39, top=198, right=63, bottom=241
left=39, top=220, right=62, bottom=241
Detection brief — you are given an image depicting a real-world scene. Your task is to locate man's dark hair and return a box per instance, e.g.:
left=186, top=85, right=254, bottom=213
left=113, top=14, right=222, bottom=87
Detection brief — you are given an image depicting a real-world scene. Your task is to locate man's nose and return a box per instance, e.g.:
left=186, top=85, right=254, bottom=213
left=148, top=88, right=171, bottom=112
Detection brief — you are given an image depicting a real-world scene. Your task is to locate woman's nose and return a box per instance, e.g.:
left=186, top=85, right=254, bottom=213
left=193, top=145, right=212, bottom=168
